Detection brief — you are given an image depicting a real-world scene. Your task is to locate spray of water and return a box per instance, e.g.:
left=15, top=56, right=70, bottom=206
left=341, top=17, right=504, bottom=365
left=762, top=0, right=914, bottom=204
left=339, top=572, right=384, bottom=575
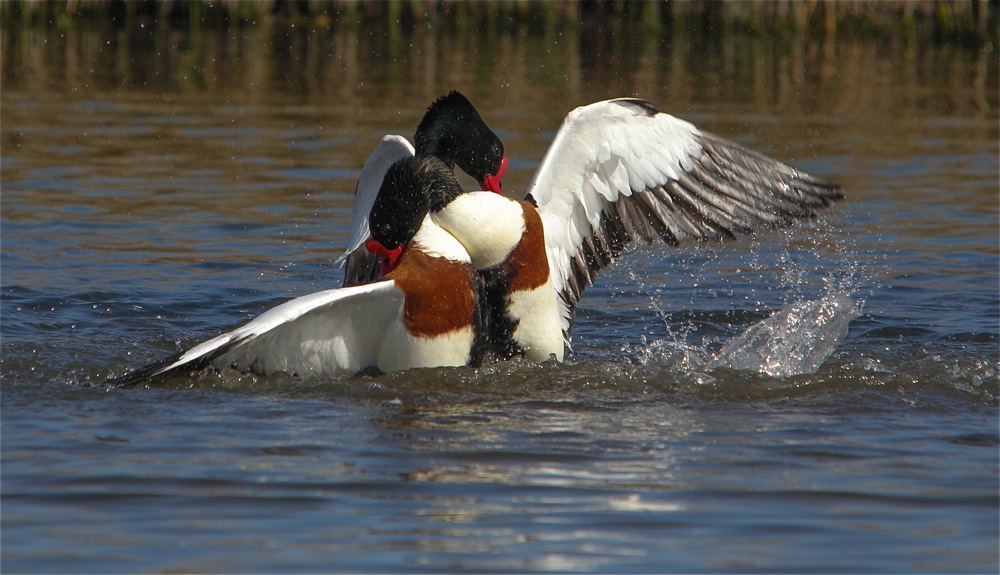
left=620, top=217, right=874, bottom=378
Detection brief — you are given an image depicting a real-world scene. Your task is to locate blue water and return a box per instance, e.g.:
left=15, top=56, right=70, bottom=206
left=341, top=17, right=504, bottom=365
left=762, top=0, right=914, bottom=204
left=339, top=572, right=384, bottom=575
left=2, top=21, right=998, bottom=574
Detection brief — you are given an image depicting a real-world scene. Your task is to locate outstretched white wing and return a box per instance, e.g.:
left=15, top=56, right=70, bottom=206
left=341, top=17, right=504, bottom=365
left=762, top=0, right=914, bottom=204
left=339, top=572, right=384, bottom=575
left=336, top=135, right=415, bottom=285
left=110, top=281, right=405, bottom=385
left=525, top=98, right=843, bottom=341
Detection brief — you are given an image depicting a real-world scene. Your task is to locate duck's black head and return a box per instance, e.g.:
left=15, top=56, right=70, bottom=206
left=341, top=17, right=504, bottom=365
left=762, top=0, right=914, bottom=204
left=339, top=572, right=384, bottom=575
left=366, top=155, right=464, bottom=273
left=414, top=91, right=507, bottom=194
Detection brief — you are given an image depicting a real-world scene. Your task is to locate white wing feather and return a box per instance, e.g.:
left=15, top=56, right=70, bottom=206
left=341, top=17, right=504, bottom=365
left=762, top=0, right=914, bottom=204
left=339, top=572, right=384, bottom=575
left=111, top=281, right=406, bottom=384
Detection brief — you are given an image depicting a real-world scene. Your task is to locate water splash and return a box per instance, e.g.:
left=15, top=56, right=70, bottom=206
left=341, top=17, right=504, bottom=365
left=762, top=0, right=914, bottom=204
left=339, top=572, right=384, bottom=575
left=702, top=228, right=871, bottom=377
left=612, top=216, right=873, bottom=377
left=706, top=292, right=860, bottom=377
left=618, top=253, right=719, bottom=372
left=697, top=217, right=876, bottom=377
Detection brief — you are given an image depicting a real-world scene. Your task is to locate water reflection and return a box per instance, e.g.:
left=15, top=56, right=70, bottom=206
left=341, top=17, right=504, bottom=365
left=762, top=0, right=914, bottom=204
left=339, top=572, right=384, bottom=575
left=4, top=5, right=996, bottom=224
left=4, top=9, right=996, bottom=122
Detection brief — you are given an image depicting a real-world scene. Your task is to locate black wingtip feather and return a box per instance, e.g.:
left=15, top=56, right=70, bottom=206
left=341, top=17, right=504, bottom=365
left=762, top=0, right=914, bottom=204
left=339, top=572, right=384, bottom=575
left=105, top=351, right=185, bottom=388
left=106, top=331, right=249, bottom=388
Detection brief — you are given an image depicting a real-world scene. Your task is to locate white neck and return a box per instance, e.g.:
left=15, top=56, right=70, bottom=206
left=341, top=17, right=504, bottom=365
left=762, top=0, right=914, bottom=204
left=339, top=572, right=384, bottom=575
left=432, top=192, right=524, bottom=270
left=411, top=213, right=472, bottom=264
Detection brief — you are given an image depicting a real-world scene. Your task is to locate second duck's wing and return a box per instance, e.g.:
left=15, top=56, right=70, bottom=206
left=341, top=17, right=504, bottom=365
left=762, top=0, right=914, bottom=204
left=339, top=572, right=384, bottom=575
left=525, top=98, right=844, bottom=341
left=109, top=280, right=406, bottom=386
left=338, top=135, right=415, bottom=286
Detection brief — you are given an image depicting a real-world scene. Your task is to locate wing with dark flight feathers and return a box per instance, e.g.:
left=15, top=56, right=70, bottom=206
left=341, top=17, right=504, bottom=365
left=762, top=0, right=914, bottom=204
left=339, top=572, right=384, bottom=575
left=525, top=98, right=844, bottom=342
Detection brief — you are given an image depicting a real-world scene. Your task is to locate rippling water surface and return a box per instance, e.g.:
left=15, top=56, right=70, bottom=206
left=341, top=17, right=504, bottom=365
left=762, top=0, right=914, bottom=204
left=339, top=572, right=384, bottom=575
left=2, top=13, right=998, bottom=573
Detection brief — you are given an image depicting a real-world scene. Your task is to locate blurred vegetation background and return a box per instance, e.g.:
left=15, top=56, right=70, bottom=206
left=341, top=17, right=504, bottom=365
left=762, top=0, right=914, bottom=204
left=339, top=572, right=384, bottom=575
left=3, top=1, right=996, bottom=128
left=1, top=0, right=994, bottom=39
left=3, top=0, right=995, bottom=44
